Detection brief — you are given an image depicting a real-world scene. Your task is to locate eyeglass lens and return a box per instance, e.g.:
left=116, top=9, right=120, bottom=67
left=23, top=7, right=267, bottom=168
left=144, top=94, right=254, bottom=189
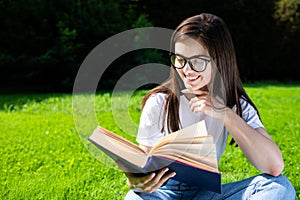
left=171, top=54, right=209, bottom=72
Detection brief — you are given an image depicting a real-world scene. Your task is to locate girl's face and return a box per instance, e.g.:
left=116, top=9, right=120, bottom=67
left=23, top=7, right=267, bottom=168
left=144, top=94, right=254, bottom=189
left=174, top=38, right=211, bottom=91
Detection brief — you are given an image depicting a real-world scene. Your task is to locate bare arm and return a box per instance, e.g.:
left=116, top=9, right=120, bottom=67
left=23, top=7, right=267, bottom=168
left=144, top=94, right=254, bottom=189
left=224, top=108, right=283, bottom=176
left=188, top=91, right=284, bottom=176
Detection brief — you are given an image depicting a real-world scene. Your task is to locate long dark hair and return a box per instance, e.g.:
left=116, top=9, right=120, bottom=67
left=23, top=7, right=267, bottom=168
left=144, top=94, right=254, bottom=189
left=142, top=13, right=260, bottom=142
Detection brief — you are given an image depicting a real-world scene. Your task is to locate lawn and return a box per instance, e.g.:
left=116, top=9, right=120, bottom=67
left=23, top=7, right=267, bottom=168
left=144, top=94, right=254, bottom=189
left=0, top=84, right=299, bottom=199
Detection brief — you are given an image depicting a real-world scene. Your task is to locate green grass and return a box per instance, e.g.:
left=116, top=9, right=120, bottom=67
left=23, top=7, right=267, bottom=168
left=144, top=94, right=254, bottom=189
left=0, top=84, right=299, bottom=199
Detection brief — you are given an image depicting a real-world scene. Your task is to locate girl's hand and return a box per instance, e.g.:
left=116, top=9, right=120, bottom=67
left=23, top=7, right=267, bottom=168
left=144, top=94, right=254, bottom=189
left=182, top=88, right=228, bottom=121
left=125, top=168, right=176, bottom=193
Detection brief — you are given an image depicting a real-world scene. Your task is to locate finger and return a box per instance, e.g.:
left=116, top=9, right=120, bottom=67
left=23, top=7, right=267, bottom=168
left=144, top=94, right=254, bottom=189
left=191, top=100, right=211, bottom=113
left=189, top=100, right=201, bottom=112
left=132, top=187, right=145, bottom=193
left=127, top=178, right=136, bottom=189
left=141, top=168, right=169, bottom=191
left=182, top=88, right=208, bottom=96
left=181, top=88, right=194, bottom=94
left=195, top=103, right=207, bottom=113
left=143, top=173, right=156, bottom=185
left=149, top=168, right=169, bottom=186
left=190, top=102, right=203, bottom=113
left=147, top=172, right=176, bottom=193
left=189, top=95, right=209, bottom=104
left=126, top=172, right=155, bottom=187
left=191, top=101, right=212, bottom=114
left=195, top=90, right=209, bottom=96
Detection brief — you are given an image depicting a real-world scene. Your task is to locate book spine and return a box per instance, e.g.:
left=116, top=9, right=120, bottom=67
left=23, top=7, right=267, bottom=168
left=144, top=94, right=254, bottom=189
left=143, top=156, right=165, bottom=172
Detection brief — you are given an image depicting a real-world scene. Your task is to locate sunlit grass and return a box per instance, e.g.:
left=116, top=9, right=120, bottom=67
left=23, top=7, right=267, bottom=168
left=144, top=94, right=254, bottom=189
left=0, top=84, right=299, bottom=199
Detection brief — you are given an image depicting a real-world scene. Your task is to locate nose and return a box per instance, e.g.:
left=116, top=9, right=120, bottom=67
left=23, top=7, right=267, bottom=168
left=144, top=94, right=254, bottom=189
left=183, top=61, right=193, bottom=73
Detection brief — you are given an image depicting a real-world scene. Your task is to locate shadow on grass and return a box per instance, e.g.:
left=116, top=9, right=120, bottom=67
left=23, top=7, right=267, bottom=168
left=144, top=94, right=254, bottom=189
left=0, top=81, right=298, bottom=111
left=0, top=90, right=115, bottom=112
left=0, top=93, right=69, bottom=111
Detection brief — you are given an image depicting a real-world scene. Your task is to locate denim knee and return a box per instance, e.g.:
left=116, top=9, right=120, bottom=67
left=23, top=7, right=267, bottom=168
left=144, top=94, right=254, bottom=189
left=254, top=174, right=296, bottom=199
left=125, top=190, right=166, bottom=200
left=125, top=190, right=143, bottom=200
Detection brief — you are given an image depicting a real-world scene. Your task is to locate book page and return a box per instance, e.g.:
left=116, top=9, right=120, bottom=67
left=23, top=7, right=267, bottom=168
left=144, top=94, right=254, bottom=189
left=155, top=154, right=218, bottom=173
left=152, top=135, right=212, bottom=150
left=152, top=144, right=217, bottom=169
left=153, top=141, right=216, bottom=158
left=151, top=121, right=209, bottom=152
left=150, top=121, right=218, bottom=171
left=89, top=127, right=148, bottom=168
left=151, top=136, right=217, bottom=168
left=99, top=127, right=145, bottom=153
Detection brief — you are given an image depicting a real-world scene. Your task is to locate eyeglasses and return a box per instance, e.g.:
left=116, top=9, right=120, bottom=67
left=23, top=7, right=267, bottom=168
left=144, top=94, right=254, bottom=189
left=170, top=53, right=211, bottom=72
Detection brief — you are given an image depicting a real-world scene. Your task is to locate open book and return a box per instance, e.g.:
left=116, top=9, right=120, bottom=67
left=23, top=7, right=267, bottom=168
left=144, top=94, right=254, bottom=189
left=88, top=121, right=221, bottom=193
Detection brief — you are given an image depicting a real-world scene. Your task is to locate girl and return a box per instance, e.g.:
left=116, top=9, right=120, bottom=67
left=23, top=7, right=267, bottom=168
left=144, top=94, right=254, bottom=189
left=124, top=13, right=295, bottom=200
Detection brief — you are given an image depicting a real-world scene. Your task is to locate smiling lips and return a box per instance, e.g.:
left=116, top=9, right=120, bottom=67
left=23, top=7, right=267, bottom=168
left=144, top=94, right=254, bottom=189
left=185, top=75, right=201, bottom=82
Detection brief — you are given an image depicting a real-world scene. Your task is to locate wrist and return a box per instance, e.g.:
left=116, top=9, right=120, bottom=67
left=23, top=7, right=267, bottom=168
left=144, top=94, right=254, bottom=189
left=213, top=106, right=231, bottom=122
left=223, top=107, right=236, bottom=125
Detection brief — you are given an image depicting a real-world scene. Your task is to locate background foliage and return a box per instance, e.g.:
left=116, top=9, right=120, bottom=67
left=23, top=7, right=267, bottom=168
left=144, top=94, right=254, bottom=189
left=0, top=0, right=299, bottom=92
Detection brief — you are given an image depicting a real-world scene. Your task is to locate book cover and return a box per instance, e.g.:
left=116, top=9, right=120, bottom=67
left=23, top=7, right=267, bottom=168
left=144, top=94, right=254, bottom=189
left=88, top=121, right=222, bottom=193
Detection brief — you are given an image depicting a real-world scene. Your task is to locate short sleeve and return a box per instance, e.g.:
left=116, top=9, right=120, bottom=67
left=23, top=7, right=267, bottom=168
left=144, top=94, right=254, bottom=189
left=240, top=98, right=264, bottom=129
left=136, top=93, right=167, bottom=147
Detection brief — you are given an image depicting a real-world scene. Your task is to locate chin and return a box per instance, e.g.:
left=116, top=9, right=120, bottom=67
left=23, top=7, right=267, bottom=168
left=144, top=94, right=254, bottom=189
left=187, top=83, right=207, bottom=91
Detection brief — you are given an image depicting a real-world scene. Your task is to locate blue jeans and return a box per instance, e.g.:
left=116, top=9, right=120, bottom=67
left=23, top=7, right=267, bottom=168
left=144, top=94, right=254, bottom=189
left=125, top=174, right=296, bottom=200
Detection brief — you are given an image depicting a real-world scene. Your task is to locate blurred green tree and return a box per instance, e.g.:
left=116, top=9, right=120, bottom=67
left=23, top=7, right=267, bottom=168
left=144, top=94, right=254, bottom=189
left=273, top=0, right=300, bottom=80
left=0, top=0, right=153, bottom=91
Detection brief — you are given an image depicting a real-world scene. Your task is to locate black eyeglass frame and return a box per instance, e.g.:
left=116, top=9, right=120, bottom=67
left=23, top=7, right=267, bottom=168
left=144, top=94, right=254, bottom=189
left=170, top=53, right=211, bottom=72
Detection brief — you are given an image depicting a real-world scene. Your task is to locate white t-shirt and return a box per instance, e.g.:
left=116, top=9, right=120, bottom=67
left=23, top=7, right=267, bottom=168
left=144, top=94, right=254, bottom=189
left=136, top=93, right=263, bottom=161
